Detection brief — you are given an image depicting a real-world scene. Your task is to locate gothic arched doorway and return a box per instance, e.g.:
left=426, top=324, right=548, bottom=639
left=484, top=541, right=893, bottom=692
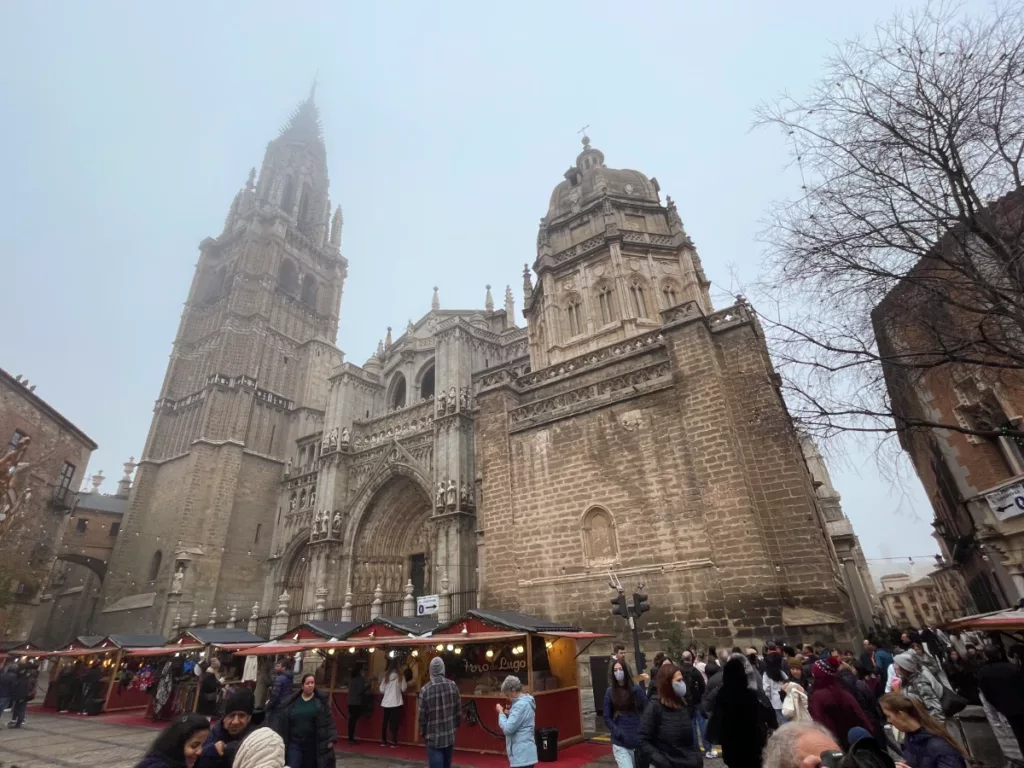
left=351, top=474, right=433, bottom=605
left=284, top=542, right=315, bottom=617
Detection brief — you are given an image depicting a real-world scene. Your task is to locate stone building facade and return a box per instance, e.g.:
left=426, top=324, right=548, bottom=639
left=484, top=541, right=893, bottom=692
left=0, top=367, right=96, bottom=641
left=100, top=94, right=858, bottom=647
left=799, top=436, right=885, bottom=634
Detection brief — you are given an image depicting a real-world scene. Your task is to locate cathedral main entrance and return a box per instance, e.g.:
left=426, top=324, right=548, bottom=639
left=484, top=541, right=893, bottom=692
left=350, top=475, right=433, bottom=605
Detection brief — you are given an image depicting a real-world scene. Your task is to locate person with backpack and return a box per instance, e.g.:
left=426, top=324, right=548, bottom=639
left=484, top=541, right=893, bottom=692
left=604, top=658, right=649, bottom=768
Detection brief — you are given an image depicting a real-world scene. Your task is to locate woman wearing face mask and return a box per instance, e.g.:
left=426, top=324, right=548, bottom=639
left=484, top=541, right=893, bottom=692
left=639, top=663, right=703, bottom=768
left=135, top=713, right=210, bottom=768
left=604, top=660, right=648, bottom=768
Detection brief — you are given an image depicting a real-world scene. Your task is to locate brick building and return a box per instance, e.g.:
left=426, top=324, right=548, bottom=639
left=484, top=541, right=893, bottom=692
left=0, top=367, right=96, bottom=641
left=32, top=464, right=133, bottom=648
left=877, top=572, right=960, bottom=628
left=873, top=198, right=1024, bottom=612
left=99, top=92, right=858, bottom=649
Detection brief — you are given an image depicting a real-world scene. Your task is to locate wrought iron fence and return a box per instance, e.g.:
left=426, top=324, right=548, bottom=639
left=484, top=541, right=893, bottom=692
left=182, top=589, right=479, bottom=638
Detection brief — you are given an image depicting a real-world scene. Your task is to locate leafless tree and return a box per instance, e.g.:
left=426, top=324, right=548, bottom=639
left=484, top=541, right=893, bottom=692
left=755, top=2, right=1024, bottom=447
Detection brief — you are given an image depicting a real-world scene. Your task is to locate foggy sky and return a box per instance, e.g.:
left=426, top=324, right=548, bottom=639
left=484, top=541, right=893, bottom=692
left=0, top=0, right=959, bottom=575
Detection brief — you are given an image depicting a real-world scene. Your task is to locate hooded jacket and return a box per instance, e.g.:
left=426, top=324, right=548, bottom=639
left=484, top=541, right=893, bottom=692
left=418, top=657, right=462, bottom=748
left=499, top=694, right=538, bottom=767
left=894, top=652, right=945, bottom=722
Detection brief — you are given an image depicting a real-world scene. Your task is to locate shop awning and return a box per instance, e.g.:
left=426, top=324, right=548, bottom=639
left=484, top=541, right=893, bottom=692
left=125, top=645, right=204, bottom=657
left=47, top=647, right=121, bottom=658
left=538, top=631, right=614, bottom=640
left=945, top=607, right=1024, bottom=632
left=235, top=642, right=326, bottom=656
left=214, top=642, right=264, bottom=651
left=412, top=632, right=525, bottom=645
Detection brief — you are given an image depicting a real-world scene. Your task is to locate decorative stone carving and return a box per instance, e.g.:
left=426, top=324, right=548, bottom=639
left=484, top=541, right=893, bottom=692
left=340, top=427, right=350, bottom=446
left=285, top=458, right=292, bottom=476
left=445, top=479, right=457, bottom=510
left=289, top=494, right=296, bottom=512
left=309, top=489, right=316, bottom=507
left=583, top=507, right=618, bottom=563
left=332, top=511, right=343, bottom=538
left=459, top=478, right=473, bottom=510
left=620, top=410, right=642, bottom=431
left=437, top=390, right=447, bottom=415
left=459, top=387, right=469, bottom=410
left=435, top=482, right=446, bottom=511
left=447, top=387, right=456, bottom=414
left=323, top=427, right=338, bottom=451
left=170, top=566, right=185, bottom=595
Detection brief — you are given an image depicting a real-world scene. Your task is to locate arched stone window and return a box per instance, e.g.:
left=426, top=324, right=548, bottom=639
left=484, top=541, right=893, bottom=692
left=629, top=278, right=650, bottom=319
left=419, top=364, right=435, bottom=399
left=595, top=282, right=617, bottom=325
left=565, top=294, right=584, bottom=338
left=281, top=177, right=296, bottom=214
left=301, top=274, right=318, bottom=306
left=148, top=550, right=163, bottom=583
left=581, top=507, right=618, bottom=564
left=661, top=280, right=680, bottom=309
left=278, top=258, right=298, bottom=294
left=389, top=373, right=407, bottom=409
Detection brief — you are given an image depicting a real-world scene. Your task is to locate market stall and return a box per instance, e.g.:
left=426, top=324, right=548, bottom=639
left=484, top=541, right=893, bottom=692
left=1, top=640, right=46, bottom=668
left=944, top=605, right=1024, bottom=645
left=325, top=610, right=608, bottom=754
left=42, top=634, right=165, bottom=714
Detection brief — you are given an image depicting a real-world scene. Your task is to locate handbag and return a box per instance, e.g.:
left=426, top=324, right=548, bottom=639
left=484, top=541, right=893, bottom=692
left=940, top=686, right=967, bottom=718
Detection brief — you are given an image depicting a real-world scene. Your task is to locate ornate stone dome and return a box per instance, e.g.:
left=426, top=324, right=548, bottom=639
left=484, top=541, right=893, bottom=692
left=546, top=136, right=659, bottom=221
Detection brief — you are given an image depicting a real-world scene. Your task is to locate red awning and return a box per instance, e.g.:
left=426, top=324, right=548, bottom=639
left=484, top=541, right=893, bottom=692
left=538, top=631, right=614, bottom=640
left=125, top=645, right=203, bottom=657
left=234, top=643, right=326, bottom=656
left=46, top=647, right=120, bottom=658
left=213, top=643, right=263, bottom=651
left=945, top=608, right=1024, bottom=632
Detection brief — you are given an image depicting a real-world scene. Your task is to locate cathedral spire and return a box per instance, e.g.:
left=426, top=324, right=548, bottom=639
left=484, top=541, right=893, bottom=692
left=279, top=88, right=323, bottom=147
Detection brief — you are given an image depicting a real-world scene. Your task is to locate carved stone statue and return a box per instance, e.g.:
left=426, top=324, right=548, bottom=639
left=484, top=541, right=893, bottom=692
left=332, top=511, right=343, bottom=537
left=447, top=387, right=457, bottom=413
left=285, top=458, right=292, bottom=476
left=435, top=482, right=446, bottom=511
left=289, top=495, right=296, bottom=512
left=320, top=510, right=330, bottom=536
left=312, top=510, right=323, bottom=536
left=437, top=391, right=446, bottom=414
left=323, top=427, right=339, bottom=451
left=445, top=479, right=457, bottom=509
left=340, top=427, right=350, bottom=446
left=459, top=388, right=469, bottom=410
left=309, top=489, right=316, bottom=508
left=170, top=566, right=185, bottom=595
left=459, top=479, right=472, bottom=509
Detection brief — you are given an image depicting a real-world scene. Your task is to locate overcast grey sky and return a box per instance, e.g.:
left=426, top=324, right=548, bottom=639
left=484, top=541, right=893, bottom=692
left=1, top=0, right=961, bottom=573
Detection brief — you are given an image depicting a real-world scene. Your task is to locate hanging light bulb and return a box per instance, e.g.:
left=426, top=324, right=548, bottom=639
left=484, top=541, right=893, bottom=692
left=411, top=650, right=419, bottom=657
left=368, top=647, right=376, bottom=654
left=454, top=647, right=462, bottom=655
left=436, top=644, right=444, bottom=652
left=485, top=649, right=494, bottom=659
left=446, top=644, right=454, bottom=652
left=388, top=650, right=396, bottom=659
left=349, top=647, right=356, bottom=654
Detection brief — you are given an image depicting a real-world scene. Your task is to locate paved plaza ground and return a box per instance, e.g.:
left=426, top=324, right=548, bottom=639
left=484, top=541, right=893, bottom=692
left=0, top=713, right=625, bottom=768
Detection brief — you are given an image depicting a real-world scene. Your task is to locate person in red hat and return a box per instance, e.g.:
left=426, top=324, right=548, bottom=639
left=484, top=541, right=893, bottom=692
left=808, top=656, right=873, bottom=750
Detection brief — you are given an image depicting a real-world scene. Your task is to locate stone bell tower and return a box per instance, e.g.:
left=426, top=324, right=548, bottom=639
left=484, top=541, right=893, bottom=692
left=97, top=87, right=347, bottom=634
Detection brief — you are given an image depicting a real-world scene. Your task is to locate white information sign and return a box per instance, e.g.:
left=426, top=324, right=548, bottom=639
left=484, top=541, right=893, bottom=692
left=984, top=481, right=1024, bottom=521
left=416, top=594, right=439, bottom=616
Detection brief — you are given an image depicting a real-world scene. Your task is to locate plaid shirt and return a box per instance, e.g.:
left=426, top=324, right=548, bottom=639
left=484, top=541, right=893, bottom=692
left=418, top=676, right=462, bottom=747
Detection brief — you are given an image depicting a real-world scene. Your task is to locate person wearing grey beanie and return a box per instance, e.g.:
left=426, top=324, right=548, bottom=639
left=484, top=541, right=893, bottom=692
left=418, top=656, right=462, bottom=768
left=232, top=727, right=285, bottom=768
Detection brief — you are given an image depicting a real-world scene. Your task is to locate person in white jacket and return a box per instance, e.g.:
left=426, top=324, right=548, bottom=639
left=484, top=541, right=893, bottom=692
left=379, top=659, right=408, bottom=747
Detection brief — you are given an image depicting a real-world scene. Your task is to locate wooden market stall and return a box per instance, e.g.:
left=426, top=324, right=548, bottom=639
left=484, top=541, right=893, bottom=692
left=0, top=640, right=46, bottom=668
left=944, top=605, right=1024, bottom=644
left=43, top=634, right=165, bottom=714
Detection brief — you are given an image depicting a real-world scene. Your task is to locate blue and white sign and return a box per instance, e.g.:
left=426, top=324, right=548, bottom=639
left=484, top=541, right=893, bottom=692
left=984, top=481, right=1024, bottom=522
left=416, top=594, right=439, bottom=616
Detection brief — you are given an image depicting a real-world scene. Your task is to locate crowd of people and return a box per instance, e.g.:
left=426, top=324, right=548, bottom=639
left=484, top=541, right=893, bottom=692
left=603, top=632, right=1024, bottom=768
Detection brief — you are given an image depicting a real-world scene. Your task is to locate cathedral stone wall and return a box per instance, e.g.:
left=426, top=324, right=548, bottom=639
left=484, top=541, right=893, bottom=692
left=476, top=304, right=856, bottom=648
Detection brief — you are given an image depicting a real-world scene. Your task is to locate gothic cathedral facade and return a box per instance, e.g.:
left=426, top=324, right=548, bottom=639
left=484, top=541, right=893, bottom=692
left=96, top=93, right=856, bottom=645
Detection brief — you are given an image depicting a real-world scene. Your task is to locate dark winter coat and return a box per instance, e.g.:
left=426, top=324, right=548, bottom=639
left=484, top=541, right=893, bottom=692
left=977, top=661, right=1024, bottom=718
left=603, top=684, right=648, bottom=749
left=837, top=669, right=884, bottom=740
left=134, top=757, right=180, bottom=768
left=346, top=673, right=370, bottom=706
left=639, top=699, right=703, bottom=768
left=12, top=670, right=31, bottom=700
left=944, top=662, right=980, bottom=706
left=901, top=729, right=967, bottom=768
left=680, top=664, right=706, bottom=713
left=699, top=668, right=724, bottom=719
left=270, top=689, right=337, bottom=768
left=0, top=668, right=15, bottom=699
left=706, top=685, right=776, bottom=768
left=195, top=719, right=258, bottom=768
left=197, top=672, right=221, bottom=716
left=266, top=671, right=293, bottom=711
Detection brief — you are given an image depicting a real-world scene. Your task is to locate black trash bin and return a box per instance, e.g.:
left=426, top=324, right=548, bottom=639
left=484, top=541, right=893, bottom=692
left=536, top=727, right=558, bottom=762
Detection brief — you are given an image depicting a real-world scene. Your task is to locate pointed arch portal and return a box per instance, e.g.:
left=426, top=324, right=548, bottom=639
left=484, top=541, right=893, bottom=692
left=350, top=474, right=433, bottom=604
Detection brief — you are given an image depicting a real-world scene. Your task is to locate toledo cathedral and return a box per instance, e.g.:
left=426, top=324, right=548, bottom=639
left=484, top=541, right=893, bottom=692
left=95, top=90, right=856, bottom=646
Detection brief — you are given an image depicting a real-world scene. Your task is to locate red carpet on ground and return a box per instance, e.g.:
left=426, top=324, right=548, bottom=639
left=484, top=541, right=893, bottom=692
left=335, top=739, right=611, bottom=767
left=26, top=706, right=612, bottom=766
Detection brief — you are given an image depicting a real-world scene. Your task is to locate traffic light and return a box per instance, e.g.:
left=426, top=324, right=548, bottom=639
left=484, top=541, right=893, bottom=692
left=611, top=591, right=629, bottom=620
left=631, top=592, right=650, bottom=617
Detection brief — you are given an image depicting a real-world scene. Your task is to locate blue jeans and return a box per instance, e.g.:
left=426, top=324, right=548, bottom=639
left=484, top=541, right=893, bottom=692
left=427, top=745, right=454, bottom=768
left=692, top=711, right=707, bottom=750
left=612, top=743, right=635, bottom=768
left=0, top=696, right=9, bottom=713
